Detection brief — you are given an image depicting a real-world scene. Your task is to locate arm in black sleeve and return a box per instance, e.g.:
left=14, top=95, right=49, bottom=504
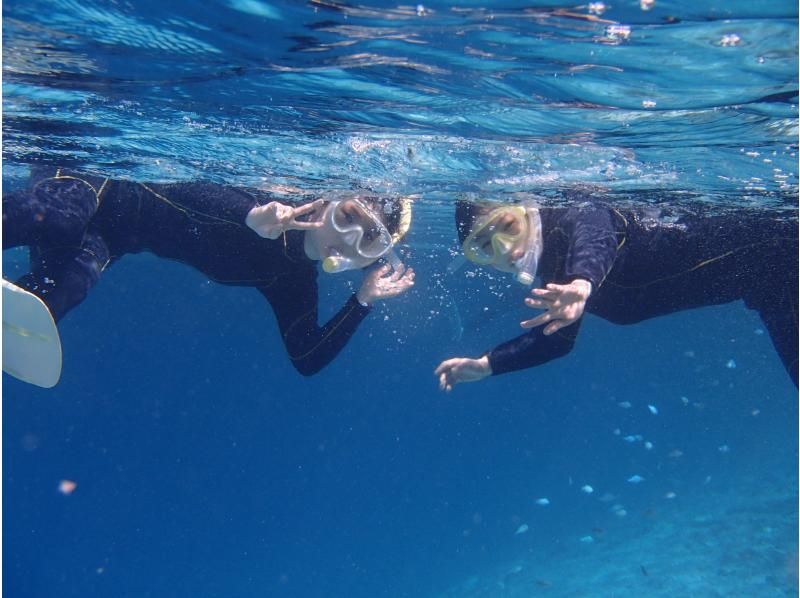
left=487, top=319, right=582, bottom=376
left=485, top=207, right=617, bottom=376
left=257, top=272, right=372, bottom=376
left=559, top=207, right=619, bottom=290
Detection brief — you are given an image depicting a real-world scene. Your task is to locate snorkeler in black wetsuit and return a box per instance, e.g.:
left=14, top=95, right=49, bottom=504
left=3, top=170, right=415, bottom=378
left=435, top=200, right=798, bottom=389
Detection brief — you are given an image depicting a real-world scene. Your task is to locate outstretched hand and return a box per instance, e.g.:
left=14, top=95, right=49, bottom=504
left=245, top=199, right=326, bottom=239
left=434, top=356, right=492, bottom=392
left=357, top=263, right=415, bottom=305
left=520, top=279, right=592, bottom=335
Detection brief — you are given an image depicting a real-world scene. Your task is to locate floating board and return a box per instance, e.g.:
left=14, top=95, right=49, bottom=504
left=2, top=279, right=62, bottom=388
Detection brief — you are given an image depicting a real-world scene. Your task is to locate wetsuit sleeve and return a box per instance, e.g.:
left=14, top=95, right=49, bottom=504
left=257, top=275, right=372, bottom=376
left=558, top=207, right=619, bottom=290
left=487, top=319, right=582, bottom=376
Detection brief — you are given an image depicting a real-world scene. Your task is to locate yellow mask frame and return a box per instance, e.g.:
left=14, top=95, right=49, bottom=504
left=462, top=206, right=529, bottom=266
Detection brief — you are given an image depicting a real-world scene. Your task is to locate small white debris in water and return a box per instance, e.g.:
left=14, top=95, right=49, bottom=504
left=415, top=4, right=426, bottom=16
left=644, top=441, right=654, bottom=451
left=680, top=396, right=690, bottom=406
left=751, top=409, right=760, bottom=416
left=535, top=498, right=550, bottom=506
left=613, top=428, right=621, bottom=436
left=647, top=404, right=658, bottom=415
left=58, top=480, right=78, bottom=495
left=627, top=475, right=645, bottom=484
left=718, top=444, right=730, bottom=453
left=754, top=328, right=764, bottom=335
left=684, top=350, right=695, bottom=358
left=515, top=524, right=529, bottom=535
left=726, top=359, right=737, bottom=369
left=745, top=151, right=760, bottom=157
left=581, top=485, right=594, bottom=494
left=640, top=0, right=654, bottom=10
left=605, top=25, right=631, bottom=41
left=618, top=401, right=632, bottom=409
left=720, top=34, right=741, bottom=47
left=665, top=491, right=677, bottom=499
left=623, top=435, right=638, bottom=443
left=579, top=535, right=595, bottom=544
left=642, top=99, right=657, bottom=108
left=704, top=475, right=712, bottom=485
left=588, top=2, right=606, bottom=14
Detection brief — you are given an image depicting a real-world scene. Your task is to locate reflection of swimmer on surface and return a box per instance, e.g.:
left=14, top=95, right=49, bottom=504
left=3, top=169, right=415, bottom=381
left=435, top=197, right=798, bottom=390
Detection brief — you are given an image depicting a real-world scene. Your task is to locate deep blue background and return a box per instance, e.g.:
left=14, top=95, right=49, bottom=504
left=3, top=0, right=798, bottom=596
left=4, top=247, right=796, bottom=597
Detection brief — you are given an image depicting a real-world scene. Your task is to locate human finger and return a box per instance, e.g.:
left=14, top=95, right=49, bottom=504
left=288, top=219, right=324, bottom=230
left=388, top=263, right=406, bottom=281
left=401, top=277, right=415, bottom=290
left=435, top=359, right=458, bottom=376
left=439, top=371, right=452, bottom=391
left=520, top=312, right=552, bottom=329
left=372, top=263, right=391, bottom=277
left=531, top=287, right=561, bottom=299
left=292, top=199, right=327, bottom=216
left=274, top=203, right=295, bottom=220
left=525, top=297, right=552, bottom=308
left=543, top=321, right=566, bottom=335
left=396, top=268, right=415, bottom=285
left=396, top=274, right=415, bottom=289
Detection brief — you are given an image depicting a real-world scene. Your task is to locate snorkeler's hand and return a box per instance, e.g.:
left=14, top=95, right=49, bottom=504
left=356, top=263, right=415, bottom=305
left=434, top=356, right=492, bottom=392
left=245, top=199, right=326, bottom=239
left=520, top=279, right=592, bottom=335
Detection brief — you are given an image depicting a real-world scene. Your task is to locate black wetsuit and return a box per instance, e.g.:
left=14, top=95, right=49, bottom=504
left=487, top=207, right=799, bottom=386
left=3, top=171, right=371, bottom=376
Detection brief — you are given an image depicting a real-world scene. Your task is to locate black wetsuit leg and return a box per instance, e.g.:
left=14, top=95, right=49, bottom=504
left=3, top=176, right=99, bottom=249
left=742, top=242, right=799, bottom=386
left=590, top=216, right=799, bottom=387
left=14, top=229, right=110, bottom=322
left=3, top=176, right=108, bottom=321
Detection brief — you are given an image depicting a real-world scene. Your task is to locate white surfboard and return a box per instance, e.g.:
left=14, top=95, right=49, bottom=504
left=2, top=279, right=62, bottom=388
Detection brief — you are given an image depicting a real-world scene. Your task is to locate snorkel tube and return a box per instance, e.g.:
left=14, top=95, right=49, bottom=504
left=322, top=255, right=361, bottom=274
left=514, top=207, right=543, bottom=286
left=322, top=249, right=403, bottom=274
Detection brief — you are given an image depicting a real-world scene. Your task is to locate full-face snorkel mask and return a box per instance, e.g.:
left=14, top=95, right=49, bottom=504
left=304, top=198, right=400, bottom=274
left=462, top=205, right=543, bottom=285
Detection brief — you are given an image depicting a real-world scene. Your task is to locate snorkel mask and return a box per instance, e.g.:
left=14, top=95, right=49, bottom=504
left=462, top=205, right=543, bottom=285
left=304, top=198, right=398, bottom=273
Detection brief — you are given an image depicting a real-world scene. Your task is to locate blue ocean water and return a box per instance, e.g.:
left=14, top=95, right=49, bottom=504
left=2, top=1, right=798, bottom=597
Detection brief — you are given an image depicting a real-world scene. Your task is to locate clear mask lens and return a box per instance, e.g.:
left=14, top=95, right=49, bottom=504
left=463, top=207, right=528, bottom=265
left=332, top=199, right=393, bottom=259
